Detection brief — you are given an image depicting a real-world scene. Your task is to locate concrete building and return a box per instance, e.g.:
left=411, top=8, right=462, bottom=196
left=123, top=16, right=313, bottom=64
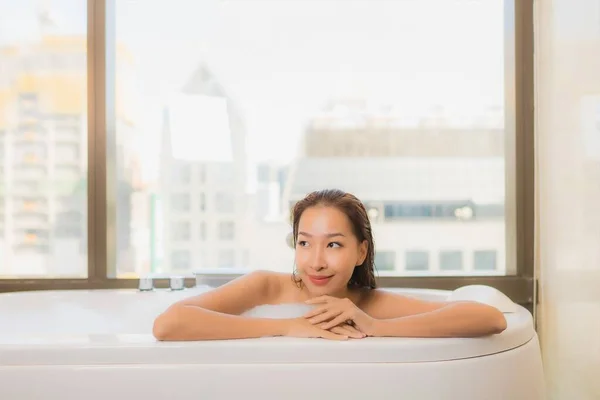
left=0, top=34, right=141, bottom=277
left=284, top=157, right=505, bottom=275
left=248, top=99, right=507, bottom=276
left=157, top=64, right=248, bottom=273
left=303, top=99, right=504, bottom=158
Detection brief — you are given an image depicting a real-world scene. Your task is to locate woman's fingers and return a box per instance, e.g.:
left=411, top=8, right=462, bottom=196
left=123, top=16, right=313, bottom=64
left=303, top=306, right=327, bottom=319
left=318, top=327, right=348, bottom=341
left=308, top=309, right=342, bottom=325
left=331, top=325, right=365, bottom=339
left=321, top=313, right=352, bottom=330
left=342, top=324, right=366, bottom=338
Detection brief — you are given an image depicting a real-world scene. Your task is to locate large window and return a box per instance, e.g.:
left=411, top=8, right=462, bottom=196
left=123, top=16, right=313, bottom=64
left=113, top=0, right=513, bottom=278
left=0, top=0, right=534, bottom=307
left=0, top=0, right=88, bottom=278
left=440, top=251, right=464, bottom=271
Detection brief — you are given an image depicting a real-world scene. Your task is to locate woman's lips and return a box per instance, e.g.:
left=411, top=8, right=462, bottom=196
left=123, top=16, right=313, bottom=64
left=308, top=275, right=332, bottom=286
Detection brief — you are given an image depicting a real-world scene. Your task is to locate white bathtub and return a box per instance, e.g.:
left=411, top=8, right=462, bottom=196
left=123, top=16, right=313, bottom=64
left=0, top=286, right=545, bottom=400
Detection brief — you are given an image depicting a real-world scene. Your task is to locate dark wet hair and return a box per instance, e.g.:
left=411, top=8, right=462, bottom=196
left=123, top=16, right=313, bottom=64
left=291, top=189, right=377, bottom=289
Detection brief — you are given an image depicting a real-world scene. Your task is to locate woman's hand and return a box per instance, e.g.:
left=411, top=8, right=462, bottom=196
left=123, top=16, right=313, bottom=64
left=325, top=322, right=366, bottom=339
left=284, top=317, right=351, bottom=340
left=304, top=296, right=377, bottom=336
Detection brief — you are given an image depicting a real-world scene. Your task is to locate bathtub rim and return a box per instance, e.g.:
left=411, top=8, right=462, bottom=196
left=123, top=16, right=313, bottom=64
left=0, top=288, right=535, bottom=366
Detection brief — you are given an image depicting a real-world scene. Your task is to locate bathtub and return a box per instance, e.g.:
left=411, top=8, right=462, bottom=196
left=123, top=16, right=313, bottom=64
left=0, top=286, right=545, bottom=400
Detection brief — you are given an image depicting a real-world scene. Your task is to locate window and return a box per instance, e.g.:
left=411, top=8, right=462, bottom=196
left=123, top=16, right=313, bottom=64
left=171, top=221, right=190, bottom=241
left=218, top=221, right=235, bottom=240
left=382, top=202, right=483, bottom=221
left=171, top=193, right=190, bottom=212
left=474, top=250, right=498, bottom=271
left=199, top=193, right=206, bottom=212
left=218, top=249, right=236, bottom=268
left=474, top=204, right=505, bottom=218
left=171, top=164, right=191, bottom=185
left=0, top=0, right=88, bottom=278
left=215, top=192, right=235, bottom=213
left=14, top=143, right=47, bottom=163
left=112, top=0, right=514, bottom=278
left=374, top=251, right=395, bottom=271
left=0, top=0, right=533, bottom=300
left=405, top=251, right=430, bottom=271
left=439, top=251, right=463, bottom=271
left=0, top=0, right=532, bottom=307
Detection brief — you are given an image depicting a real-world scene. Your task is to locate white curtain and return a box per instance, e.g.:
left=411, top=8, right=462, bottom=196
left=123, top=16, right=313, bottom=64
left=535, top=1, right=600, bottom=399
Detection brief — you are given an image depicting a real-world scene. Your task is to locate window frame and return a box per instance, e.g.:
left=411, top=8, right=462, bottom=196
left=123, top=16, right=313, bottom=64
left=0, top=0, right=535, bottom=310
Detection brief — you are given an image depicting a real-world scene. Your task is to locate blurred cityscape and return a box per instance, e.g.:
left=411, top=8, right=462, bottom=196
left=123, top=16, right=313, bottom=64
left=0, top=4, right=509, bottom=278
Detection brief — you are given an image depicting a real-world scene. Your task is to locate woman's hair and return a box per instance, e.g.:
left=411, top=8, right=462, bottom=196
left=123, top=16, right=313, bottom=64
left=290, top=189, right=377, bottom=289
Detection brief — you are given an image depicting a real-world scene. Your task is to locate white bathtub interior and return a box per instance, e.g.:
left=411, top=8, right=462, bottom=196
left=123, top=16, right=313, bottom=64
left=0, top=286, right=546, bottom=400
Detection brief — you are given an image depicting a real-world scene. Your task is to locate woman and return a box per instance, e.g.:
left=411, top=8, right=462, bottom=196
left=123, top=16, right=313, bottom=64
left=153, top=189, right=507, bottom=341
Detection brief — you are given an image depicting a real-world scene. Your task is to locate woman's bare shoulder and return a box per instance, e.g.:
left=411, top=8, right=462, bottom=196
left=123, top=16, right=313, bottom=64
left=170, top=270, right=292, bottom=315
left=257, top=270, right=300, bottom=302
left=359, top=288, right=447, bottom=319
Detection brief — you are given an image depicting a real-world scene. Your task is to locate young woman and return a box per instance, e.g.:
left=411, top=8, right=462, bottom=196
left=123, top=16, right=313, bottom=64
left=153, top=189, right=507, bottom=341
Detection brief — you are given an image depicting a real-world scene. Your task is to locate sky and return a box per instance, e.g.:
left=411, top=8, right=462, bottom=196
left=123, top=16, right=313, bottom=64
left=0, top=0, right=506, bottom=169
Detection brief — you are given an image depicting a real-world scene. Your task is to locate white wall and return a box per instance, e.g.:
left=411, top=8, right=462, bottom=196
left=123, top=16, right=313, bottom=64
left=536, top=1, right=600, bottom=398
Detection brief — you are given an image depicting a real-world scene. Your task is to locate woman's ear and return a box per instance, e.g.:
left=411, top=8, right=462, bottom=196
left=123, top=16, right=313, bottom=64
left=357, top=240, right=368, bottom=265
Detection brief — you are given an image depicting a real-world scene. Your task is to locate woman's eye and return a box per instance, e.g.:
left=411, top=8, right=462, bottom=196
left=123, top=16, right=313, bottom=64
left=328, top=242, right=341, bottom=248
left=297, top=241, right=309, bottom=247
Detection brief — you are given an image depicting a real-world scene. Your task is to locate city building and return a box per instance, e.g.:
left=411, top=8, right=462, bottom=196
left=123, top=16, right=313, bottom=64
left=156, top=64, right=249, bottom=273
left=0, top=33, right=142, bottom=277
left=250, top=98, right=508, bottom=275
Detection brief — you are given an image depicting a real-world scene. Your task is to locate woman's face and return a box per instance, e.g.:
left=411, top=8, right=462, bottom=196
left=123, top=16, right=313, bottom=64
left=295, top=206, right=367, bottom=296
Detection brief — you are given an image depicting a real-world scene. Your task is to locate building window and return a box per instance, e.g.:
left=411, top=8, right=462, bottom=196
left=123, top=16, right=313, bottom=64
left=474, top=204, right=505, bottom=218
left=215, top=191, right=234, bottom=213
left=474, top=250, right=497, bottom=271
left=374, top=251, right=395, bottom=271
left=199, top=192, right=206, bottom=212
left=405, top=251, right=429, bottom=271
left=171, top=193, right=190, bottom=212
left=171, top=250, right=191, bottom=270
left=218, top=249, right=236, bottom=268
left=171, top=221, right=190, bottom=241
left=218, top=221, right=235, bottom=240
left=383, top=202, right=474, bottom=220
left=439, top=251, right=463, bottom=271
left=172, top=164, right=191, bottom=184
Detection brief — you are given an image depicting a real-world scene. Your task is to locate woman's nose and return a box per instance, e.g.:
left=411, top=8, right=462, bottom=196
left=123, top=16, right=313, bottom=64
left=311, top=248, right=327, bottom=270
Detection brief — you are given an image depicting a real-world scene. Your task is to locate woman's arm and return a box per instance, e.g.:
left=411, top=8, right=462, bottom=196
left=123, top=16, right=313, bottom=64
left=152, top=270, right=287, bottom=341
left=363, top=290, right=507, bottom=338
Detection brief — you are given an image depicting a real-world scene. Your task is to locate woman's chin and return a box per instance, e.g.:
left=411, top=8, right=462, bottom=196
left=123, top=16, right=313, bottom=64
left=304, top=279, right=347, bottom=297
